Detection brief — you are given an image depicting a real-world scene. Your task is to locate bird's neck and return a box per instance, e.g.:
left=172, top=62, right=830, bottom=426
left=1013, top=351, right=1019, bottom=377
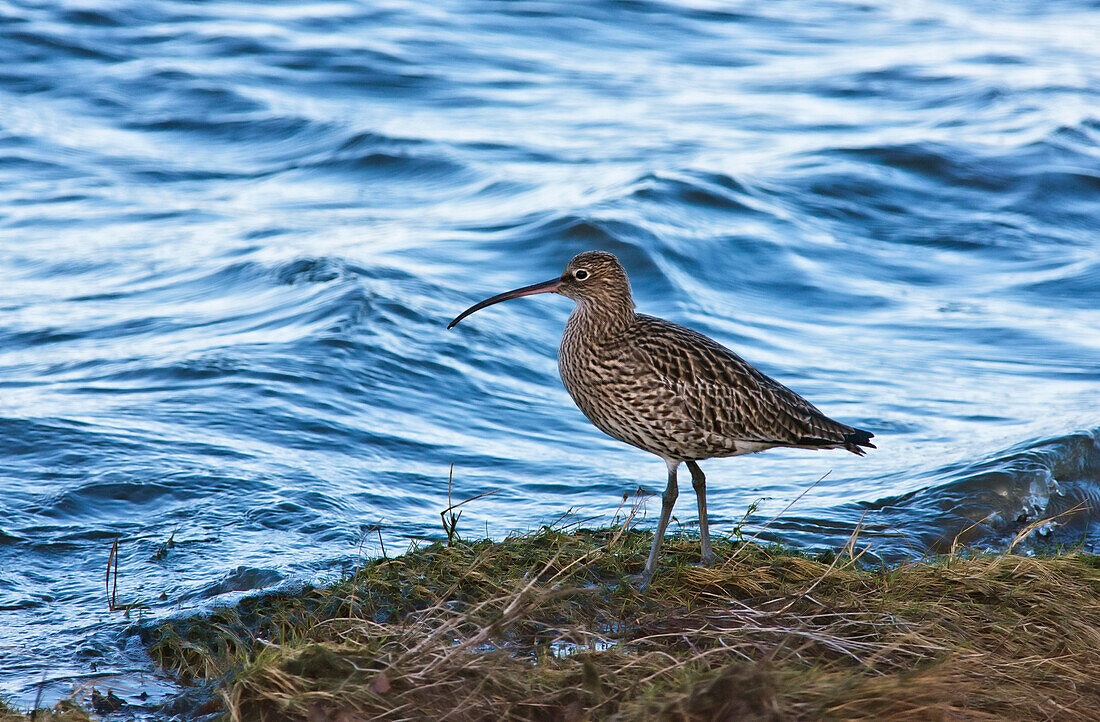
left=567, top=297, right=635, bottom=338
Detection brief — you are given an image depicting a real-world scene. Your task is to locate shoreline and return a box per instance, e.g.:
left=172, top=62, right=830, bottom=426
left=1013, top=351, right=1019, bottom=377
left=6, top=526, right=1100, bottom=720
left=138, top=526, right=1100, bottom=720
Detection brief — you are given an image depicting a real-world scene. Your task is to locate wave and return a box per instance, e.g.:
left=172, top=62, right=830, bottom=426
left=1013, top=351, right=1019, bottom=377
left=766, top=429, right=1100, bottom=561
left=883, top=428, right=1100, bottom=553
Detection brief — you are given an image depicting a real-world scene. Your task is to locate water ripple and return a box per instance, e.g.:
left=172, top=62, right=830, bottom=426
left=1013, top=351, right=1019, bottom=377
left=1, top=0, right=1099, bottom=711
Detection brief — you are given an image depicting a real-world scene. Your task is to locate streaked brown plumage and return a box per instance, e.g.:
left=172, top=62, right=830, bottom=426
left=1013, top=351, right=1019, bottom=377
left=448, top=250, right=874, bottom=588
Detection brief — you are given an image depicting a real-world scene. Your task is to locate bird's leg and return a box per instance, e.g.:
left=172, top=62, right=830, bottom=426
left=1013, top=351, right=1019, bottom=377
left=686, top=460, right=713, bottom=566
left=637, top=459, right=679, bottom=590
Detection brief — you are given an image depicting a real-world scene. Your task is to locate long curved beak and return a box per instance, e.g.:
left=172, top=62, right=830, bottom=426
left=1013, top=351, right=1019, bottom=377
left=447, top=277, right=562, bottom=329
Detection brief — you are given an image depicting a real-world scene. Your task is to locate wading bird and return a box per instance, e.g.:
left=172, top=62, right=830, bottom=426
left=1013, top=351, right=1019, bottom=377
left=448, top=251, right=873, bottom=589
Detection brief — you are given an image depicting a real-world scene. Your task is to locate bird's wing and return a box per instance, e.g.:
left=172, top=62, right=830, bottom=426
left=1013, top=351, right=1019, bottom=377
left=629, top=315, right=860, bottom=449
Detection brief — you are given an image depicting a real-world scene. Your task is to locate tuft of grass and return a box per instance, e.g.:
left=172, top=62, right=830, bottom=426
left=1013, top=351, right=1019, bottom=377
left=146, top=526, right=1100, bottom=720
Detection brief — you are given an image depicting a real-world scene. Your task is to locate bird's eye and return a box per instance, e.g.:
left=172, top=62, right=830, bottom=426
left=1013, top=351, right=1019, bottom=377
left=574, top=269, right=589, bottom=280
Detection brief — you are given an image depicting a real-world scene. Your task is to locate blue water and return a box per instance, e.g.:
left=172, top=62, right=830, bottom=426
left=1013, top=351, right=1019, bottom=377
left=2, top=0, right=1099, bottom=713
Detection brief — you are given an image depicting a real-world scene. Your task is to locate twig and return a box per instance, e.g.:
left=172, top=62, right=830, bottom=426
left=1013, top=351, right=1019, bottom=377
left=439, top=463, right=500, bottom=545
left=30, top=670, right=46, bottom=721
left=106, top=536, right=120, bottom=612
left=607, top=488, right=646, bottom=550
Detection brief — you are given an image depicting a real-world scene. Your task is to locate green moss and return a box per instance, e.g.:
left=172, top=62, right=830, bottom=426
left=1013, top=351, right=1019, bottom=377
left=147, top=526, right=1100, bottom=720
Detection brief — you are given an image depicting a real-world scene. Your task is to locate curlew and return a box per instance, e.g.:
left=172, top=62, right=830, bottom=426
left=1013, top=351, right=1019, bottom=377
left=448, top=250, right=874, bottom=588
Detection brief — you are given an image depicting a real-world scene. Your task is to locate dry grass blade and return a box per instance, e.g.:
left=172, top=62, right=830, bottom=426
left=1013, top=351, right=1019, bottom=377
left=725, top=471, right=829, bottom=566
left=1007, top=500, right=1090, bottom=552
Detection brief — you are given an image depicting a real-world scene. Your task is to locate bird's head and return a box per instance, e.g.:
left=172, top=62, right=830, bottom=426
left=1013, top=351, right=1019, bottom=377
left=558, top=250, right=633, bottom=307
left=447, top=250, right=634, bottom=329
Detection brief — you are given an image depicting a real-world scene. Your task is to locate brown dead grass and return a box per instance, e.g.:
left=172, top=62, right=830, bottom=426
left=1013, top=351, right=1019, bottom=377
left=148, top=528, right=1100, bottom=721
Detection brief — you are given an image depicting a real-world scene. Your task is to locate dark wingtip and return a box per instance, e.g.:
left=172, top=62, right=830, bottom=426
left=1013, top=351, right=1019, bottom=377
left=795, top=428, right=875, bottom=456
left=844, top=428, right=876, bottom=455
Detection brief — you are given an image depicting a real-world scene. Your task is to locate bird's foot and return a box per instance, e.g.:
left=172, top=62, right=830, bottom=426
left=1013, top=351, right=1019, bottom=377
left=623, top=572, right=654, bottom=593
left=696, top=551, right=716, bottom=568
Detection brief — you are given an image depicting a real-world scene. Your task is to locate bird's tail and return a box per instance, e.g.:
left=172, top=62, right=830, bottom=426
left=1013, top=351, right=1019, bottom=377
left=842, top=428, right=876, bottom=456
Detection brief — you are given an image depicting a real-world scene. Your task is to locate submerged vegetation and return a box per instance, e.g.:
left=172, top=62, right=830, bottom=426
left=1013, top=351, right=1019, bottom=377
left=145, top=524, right=1100, bottom=721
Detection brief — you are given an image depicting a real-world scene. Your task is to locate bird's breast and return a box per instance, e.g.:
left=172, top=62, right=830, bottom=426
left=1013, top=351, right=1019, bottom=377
left=557, top=323, right=715, bottom=459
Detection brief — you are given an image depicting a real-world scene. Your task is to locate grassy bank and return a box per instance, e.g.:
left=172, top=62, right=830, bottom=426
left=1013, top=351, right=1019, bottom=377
left=144, top=525, right=1100, bottom=720
left=0, top=699, right=88, bottom=722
